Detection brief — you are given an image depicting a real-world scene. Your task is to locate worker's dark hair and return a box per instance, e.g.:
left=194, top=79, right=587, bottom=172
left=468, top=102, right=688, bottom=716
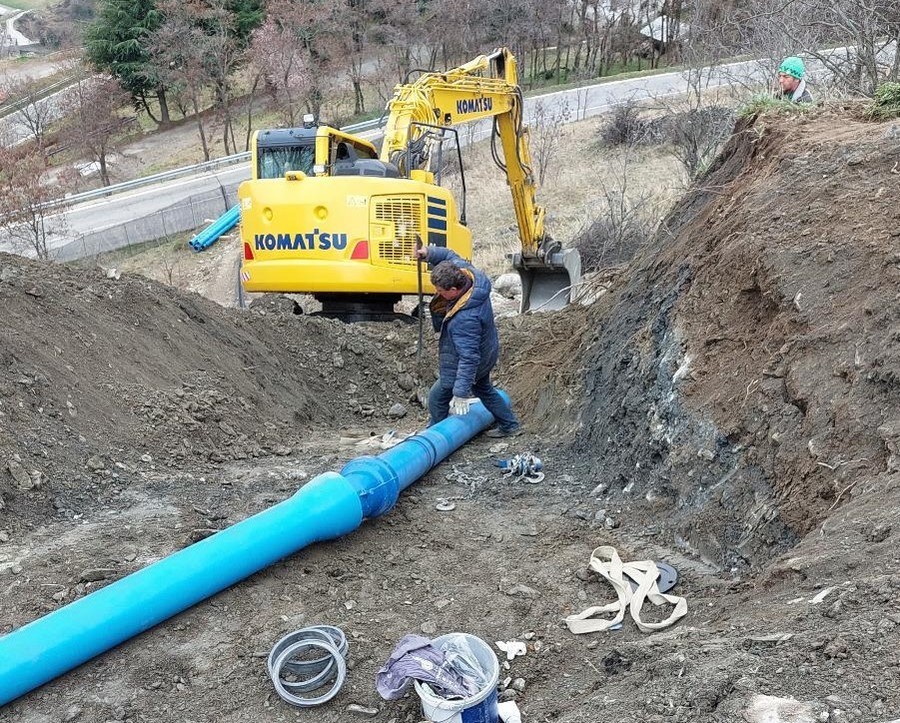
left=431, top=261, right=468, bottom=290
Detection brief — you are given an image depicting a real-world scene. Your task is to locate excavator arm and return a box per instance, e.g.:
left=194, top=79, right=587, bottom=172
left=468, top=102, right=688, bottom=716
left=380, top=48, right=581, bottom=310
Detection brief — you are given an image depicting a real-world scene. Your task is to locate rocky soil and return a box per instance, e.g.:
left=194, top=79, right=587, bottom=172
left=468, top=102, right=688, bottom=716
left=2, top=109, right=900, bottom=723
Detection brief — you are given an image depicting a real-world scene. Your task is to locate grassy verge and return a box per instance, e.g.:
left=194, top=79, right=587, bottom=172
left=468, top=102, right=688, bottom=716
left=738, top=95, right=816, bottom=118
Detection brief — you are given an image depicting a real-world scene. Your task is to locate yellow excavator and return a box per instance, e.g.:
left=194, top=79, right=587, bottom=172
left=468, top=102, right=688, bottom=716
left=238, top=47, right=580, bottom=319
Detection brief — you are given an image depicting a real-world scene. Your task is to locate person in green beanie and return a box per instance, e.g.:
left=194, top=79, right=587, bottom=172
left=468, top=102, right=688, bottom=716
left=775, top=56, right=812, bottom=103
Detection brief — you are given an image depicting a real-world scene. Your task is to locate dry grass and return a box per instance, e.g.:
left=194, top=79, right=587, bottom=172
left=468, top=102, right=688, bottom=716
left=456, top=116, right=688, bottom=276
left=80, top=233, right=248, bottom=308
left=74, top=236, right=191, bottom=283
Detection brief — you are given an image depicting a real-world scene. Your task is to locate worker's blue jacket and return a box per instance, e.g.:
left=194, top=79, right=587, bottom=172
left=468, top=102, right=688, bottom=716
left=425, top=247, right=499, bottom=397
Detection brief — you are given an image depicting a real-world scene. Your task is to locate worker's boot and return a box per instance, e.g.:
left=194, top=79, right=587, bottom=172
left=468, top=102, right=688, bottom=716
left=485, top=425, right=523, bottom=438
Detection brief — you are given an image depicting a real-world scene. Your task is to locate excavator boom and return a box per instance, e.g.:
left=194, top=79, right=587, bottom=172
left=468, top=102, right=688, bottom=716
left=380, top=48, right=580, bottom=311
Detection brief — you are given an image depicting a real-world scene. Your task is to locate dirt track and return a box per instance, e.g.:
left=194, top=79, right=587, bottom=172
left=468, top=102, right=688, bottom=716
left=3, top=109, right=900, bottom=723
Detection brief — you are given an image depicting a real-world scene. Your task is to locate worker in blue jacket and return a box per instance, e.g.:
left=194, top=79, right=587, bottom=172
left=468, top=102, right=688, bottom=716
left=415, top=245, right=522, bottom=437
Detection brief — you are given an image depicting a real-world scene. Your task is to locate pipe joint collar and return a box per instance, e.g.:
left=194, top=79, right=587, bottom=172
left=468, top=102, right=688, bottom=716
left=340, top=456, right=400, bottom=519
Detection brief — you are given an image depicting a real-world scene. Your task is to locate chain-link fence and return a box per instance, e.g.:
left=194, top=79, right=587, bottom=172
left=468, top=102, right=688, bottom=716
left=53, top=184, right=238, bottom=262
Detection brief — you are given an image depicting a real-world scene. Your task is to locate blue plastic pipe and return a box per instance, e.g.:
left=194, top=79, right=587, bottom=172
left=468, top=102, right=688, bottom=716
left=0, top=399, right=501, bottom=707
left=188, top=204, right=240, bottom=252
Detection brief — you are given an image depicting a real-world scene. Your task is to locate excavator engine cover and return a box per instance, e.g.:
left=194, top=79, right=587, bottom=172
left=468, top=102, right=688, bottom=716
left=513, top=248, right=582, bottom=313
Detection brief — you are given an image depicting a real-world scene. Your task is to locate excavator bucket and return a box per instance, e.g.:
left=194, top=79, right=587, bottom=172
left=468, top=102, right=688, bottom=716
left=513, top=248, right=582, bottom=313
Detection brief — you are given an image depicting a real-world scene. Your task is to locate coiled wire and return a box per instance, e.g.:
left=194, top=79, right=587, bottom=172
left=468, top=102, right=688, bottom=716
left=267, top=625, right=348, bottom=707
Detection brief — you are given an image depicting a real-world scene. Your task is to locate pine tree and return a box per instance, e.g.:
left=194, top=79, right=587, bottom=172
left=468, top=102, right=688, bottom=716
left=85, top=0, right=171, bottom=126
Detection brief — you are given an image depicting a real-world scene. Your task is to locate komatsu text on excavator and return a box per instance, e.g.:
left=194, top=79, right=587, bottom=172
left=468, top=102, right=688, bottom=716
left=238, top=48, right=581, bottom=319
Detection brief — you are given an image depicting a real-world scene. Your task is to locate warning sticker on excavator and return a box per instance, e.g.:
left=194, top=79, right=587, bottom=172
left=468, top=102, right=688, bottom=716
left=346, top=195, right=368, bottom=207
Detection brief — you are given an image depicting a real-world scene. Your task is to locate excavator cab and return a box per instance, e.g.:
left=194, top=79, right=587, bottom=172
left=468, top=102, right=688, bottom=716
left=250, top=121, right=379, bottom=181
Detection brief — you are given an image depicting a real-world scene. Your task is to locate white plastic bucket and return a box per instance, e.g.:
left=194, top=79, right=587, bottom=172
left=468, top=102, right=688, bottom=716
left=413, top=633, right=500, bottom=723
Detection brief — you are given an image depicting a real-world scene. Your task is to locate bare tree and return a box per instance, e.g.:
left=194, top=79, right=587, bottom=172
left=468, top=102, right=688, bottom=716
left=333, top=0, right=375, bottom=115
left=250, top=0, right=341, bottom=124
left=149, top=0, right=246, bottom=155
left=159, top=246, right=181, bottom=286
left=789, top=0, right=899, bottom=94
left=196, top=0, right=243, bottom=155
left=368, top=0, right=428, bottom=85
left=573, top=141, right=669, bottom=272
left=641, top=0, right=738, bottom=179
left=0, top=76, right=55, bottom=149
left=61, top=75, right=131, bottom=187
left=701, top=0, right=899, bottom=97
left=0, top=145, right=69, bottom=259
left=149, top=2, right=213, bottom=160
left=242, top=68, right=263, bottom=151
left=568, top=0, right=650, bottom=80
left=424, top=0, right=493, bottom=69
left=249, top=10, right=313, bottom=126
left=528, top=98, right=572, bottom=185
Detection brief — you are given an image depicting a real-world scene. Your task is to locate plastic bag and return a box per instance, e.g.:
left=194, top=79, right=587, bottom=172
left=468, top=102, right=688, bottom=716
left=434, top=634, right=490, bottom=696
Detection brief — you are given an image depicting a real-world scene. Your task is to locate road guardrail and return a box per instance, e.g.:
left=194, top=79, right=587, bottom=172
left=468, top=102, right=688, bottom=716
left=44, top=117, right=383, bottom=210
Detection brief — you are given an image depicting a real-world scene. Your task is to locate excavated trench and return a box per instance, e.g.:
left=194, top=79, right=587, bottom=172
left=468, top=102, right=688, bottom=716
left=3, top=110, right=900, bottom=721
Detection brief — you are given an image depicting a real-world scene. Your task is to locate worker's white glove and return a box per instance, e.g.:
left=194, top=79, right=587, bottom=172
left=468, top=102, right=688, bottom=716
left=450, top=396, right=477, bottom=416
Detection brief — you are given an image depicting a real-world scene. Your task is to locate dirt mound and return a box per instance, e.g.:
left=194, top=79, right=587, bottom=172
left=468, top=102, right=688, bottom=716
left=572, top=109, right=900, bottom=570
left=0, top=256, right=433, bottom=532
left=471, top=108, right=900, bottom=722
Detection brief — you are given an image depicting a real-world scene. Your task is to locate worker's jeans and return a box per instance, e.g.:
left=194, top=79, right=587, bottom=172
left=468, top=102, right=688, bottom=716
left=428, top=375, right=520, bottom=431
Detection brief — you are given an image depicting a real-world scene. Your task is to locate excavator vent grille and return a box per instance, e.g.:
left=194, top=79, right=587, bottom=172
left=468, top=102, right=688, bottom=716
left=374, top=196, right=422, bottom=266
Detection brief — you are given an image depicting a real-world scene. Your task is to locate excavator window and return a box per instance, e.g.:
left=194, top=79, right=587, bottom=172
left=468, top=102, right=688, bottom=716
left=257, top=143, right=316, bottom=180
left=330, top=139, right=376, bottom=169
left=336, top=142, right=354, bottom=162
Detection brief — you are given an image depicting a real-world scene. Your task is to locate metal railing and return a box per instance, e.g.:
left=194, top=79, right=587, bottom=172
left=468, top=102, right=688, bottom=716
left=45, top=117, right=383, bottom=210
left=41, top=151, right=252, bottom=210
left=54, top=186, right=239, bottom=261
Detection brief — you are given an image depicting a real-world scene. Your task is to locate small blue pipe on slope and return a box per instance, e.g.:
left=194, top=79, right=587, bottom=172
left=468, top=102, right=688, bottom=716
left=189, top=204, right=240, bottom=252
left=0, top=397, right=503, bottom=707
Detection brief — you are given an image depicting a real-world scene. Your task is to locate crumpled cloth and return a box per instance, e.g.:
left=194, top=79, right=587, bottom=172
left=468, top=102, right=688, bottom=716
left=375, top=634, right=470, bottom=700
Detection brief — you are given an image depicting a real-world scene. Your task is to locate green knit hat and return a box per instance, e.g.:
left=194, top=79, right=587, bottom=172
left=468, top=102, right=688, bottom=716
left=778, top=56, right=806, bottom=80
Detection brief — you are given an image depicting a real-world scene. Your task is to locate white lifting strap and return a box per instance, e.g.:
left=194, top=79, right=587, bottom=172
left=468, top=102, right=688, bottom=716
left=564, top=545, right=688, bottom=634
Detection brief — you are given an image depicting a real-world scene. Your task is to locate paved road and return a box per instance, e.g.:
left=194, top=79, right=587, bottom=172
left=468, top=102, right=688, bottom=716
left=0, top=5, right=34, bottom=48
left=0, top=57, right=782, bottom=258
